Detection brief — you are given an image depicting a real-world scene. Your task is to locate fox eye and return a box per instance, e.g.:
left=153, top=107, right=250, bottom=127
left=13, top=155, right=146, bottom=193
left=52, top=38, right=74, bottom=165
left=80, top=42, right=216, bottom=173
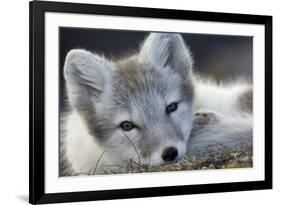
left=166, top=102, right=178, bottom=114
left=120, top=121, right=135, bottom=131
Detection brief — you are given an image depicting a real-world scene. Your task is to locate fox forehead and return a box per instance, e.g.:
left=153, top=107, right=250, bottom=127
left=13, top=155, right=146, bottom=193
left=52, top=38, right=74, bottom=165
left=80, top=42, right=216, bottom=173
left=109, top=56, right=194, bottom=111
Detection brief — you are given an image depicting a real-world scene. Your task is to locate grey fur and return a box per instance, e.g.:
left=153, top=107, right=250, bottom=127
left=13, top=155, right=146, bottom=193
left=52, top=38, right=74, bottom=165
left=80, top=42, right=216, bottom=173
left=187, top=111, right=252, bottom=157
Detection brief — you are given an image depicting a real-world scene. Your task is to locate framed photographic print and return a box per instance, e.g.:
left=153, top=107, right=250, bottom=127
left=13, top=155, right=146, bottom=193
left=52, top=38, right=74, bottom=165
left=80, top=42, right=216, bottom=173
left=29, top=0, right=272, bottom=204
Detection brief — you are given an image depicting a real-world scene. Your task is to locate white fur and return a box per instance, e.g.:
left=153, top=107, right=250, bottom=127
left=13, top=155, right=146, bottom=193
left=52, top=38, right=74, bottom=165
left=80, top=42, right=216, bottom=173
left=194, top=80, right=251, bottom=115
left=64, top=112, right=111, bottom=174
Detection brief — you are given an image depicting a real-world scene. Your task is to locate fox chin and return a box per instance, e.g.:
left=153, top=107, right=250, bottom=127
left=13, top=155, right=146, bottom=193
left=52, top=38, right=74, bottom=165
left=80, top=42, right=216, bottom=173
left=60, top=33, right=252, bottom=176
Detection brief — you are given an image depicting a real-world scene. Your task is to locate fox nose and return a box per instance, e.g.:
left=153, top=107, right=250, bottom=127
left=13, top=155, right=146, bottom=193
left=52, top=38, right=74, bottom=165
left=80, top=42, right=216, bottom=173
left=161, top=146, right=178, bottom=162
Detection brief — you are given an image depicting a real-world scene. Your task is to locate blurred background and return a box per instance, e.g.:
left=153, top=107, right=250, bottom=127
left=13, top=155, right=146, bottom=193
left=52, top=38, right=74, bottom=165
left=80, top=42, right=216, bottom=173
left=59, top=28, right=253, bottom=110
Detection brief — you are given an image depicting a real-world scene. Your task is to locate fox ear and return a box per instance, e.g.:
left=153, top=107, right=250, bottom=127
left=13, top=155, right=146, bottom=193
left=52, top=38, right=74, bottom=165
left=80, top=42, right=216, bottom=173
left=64, top=49, right=112, bottom=110
left=141, top=33, right=193, bottom=76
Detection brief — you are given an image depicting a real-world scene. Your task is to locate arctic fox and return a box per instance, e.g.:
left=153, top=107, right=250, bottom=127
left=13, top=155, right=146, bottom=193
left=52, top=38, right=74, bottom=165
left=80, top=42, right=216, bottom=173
left=60, top=33, right=252, bottom=176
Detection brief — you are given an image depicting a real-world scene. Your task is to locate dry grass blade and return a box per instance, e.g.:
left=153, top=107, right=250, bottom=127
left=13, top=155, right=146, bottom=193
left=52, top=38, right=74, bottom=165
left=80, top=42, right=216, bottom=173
left=93, top=151, right=106, bottom=175
left=119, top=129, right=141, bottom=165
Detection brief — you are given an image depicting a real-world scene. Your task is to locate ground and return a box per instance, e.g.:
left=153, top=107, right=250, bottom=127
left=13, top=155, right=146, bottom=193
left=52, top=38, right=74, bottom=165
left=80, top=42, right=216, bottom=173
left=100, top=144, right=253, bottom=174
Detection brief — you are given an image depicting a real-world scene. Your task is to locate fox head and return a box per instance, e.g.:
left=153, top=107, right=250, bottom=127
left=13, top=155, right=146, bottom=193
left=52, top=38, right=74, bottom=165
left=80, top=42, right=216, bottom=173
left=64, top=33, right=194, bottom=167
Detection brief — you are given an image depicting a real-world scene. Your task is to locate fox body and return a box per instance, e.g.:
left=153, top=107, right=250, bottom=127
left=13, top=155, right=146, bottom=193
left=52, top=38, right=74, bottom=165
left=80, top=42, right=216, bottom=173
left=60, top=33, right=252, bottom=176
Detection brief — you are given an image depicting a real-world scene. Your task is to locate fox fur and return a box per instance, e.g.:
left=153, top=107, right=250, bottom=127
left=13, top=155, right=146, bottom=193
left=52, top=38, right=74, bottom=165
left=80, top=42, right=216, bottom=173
left=60, top=33, right=252, bottom=176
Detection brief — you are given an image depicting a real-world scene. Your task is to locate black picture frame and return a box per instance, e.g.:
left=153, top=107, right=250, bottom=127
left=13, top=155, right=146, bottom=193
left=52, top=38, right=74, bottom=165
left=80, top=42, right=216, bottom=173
left=29, top=0, right=272, bottom=204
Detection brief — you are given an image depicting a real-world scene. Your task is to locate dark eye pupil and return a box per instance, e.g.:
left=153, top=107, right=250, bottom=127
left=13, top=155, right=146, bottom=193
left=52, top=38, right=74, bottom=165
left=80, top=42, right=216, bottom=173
left=120, top=121, right=134, bottom=131
left=166, top=103, right=178, bottom=113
